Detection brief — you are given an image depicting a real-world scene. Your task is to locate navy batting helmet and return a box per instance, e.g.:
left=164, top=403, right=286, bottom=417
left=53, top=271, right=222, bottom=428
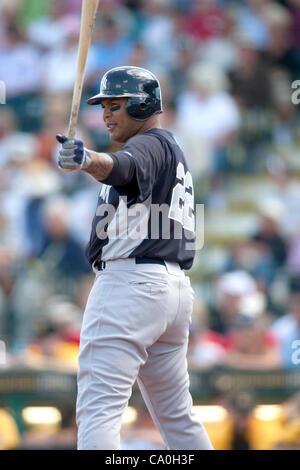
left=87, top=66, right=163, bottom=121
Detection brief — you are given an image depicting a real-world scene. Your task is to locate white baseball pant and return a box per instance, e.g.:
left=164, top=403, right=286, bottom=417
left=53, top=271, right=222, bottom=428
left=76, top=258, right=213, bottom=450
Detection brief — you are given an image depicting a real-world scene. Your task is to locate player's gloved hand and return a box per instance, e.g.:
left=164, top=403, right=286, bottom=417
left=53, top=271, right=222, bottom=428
left=56, top=134, right=92, bottom=171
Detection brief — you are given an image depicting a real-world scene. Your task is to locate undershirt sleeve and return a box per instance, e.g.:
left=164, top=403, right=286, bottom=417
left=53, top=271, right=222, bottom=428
left=101, top=152, right=135, bottom=186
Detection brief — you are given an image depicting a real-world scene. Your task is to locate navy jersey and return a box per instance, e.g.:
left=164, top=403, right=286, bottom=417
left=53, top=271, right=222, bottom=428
left=85, top=128, right=195, bottom=270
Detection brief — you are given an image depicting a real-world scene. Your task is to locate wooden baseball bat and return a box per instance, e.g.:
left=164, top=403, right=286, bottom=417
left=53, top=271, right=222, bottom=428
left=67, top=0, right=99, bottom=140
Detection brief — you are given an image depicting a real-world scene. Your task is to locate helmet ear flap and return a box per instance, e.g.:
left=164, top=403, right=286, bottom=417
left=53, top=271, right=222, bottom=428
left=126, top=97, right=155, bottom=121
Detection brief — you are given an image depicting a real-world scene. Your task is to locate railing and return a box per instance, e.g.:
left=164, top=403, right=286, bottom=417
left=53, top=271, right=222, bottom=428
left=0, top=366, right=299, bottom=401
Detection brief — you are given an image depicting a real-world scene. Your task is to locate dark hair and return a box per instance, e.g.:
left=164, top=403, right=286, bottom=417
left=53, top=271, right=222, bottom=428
left=6, top=23, right=25, bottom=43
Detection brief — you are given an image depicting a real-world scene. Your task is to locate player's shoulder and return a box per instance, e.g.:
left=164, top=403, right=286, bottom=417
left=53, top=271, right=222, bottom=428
left=122, top=129, right=183, bottom=169
left=125, top=128, right=176, bottom=149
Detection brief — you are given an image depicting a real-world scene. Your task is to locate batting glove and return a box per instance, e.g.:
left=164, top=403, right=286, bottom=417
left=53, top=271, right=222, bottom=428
left=56, top=134, right=92, bottom=171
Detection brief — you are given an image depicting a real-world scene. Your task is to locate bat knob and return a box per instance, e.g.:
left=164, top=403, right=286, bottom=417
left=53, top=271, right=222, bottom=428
left=56, top=134, right=68, bottom=144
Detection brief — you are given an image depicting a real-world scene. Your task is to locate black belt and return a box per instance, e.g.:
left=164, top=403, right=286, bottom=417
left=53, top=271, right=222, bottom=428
left=94, top=257, right=165, bottom=271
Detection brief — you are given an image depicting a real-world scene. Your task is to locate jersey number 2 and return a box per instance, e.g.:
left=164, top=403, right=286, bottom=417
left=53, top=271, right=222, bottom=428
left=169, top=162, right=194, bottom=231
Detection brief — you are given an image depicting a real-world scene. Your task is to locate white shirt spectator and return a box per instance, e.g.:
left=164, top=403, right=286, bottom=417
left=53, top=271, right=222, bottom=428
left=0, top=132, right=37, bottom=170
left=199, top=37, right=239, bottom=73
left=177, top=90, right=240, bottom=141
left=235, top=4, right=269, bottom=51
left=0, top=43, right=41, bottom=97
left=41, top=44, right=96, bottom=94
left=140, top=12, right=177, bottom=69
left=27, top=17, right=66, bottom=50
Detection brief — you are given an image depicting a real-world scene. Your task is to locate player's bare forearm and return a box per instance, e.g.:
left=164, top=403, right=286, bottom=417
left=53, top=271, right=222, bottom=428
left=82, top=150, right=114, bottom=181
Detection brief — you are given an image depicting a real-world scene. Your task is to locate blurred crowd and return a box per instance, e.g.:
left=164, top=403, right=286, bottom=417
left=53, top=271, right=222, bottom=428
left=0, top=0, right=300, bottom=375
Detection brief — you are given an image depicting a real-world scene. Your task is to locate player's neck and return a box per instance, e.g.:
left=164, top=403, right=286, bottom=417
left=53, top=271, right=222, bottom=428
left=136, top=115, right=162, bottom=135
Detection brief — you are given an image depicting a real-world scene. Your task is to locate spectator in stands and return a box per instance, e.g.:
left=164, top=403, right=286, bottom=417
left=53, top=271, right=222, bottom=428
left=25, top=296, right=82, bottom=369
left=233, top=0, right=270, bottom=51
left=228, top=35, right=274, bottom=171
left=8, top=157, right=62, bottom=256
left=286, top=234, right=300, bottom=277
left=34, top=196, right=90, bottom=283
left=209, top=270, right=257, bottom=334
left=65, top=175, right=101, bottom=247
left=225, top=239, right=278, bottom=289
left=41, top=14, right=95, bottom=95
left=229, top=36, right=272, bottom=109
left=271, top=69, right=298, bottom=146
left=251, top=197, right=288, bottom=272
left=222, top=291, right=280, bottom=370
left=86, top=16, right=134, bottom=90
left=0, top=23, right=42, bottom=131
left=264, top=2, right=300, bottom=76
left=170, top=38, right=198, bottom=98
left=0, top=108, right=19, bottom=170
left=198, top=8, right=239, bottom=73
left=176, top=61, right=240, bottom=178
left=138, top=0, right=178, bottom=70
left=224, top=188, right=288, bottom=290
left=188, top=299, right=228, bottom=369
left=266, top=157, right=300, bottom=239
left=287, top=0, right=300, bottom=75
left=126, top=42, right=151, bottom=71
left=34, top=95, right=70, bottom=164
left=285, top=182, right=300, bottom=273
left=0, top=131, right=42, bottom=257
left=159, top=101, right=211, bottom=195
left=5, top=192, right=91, bottom=351
left=180, top=0, right=229, bottom=44
left=27, top=0, right=67, bottom=50
left=95, top=0, right=136, bottom=40
left=64, top=0, right=82, bottom=15
left=0, top=0, right=23, bottom=43
left=270, top=276, right=300, bottom=368
left=0, top=245, right=18, bottom=347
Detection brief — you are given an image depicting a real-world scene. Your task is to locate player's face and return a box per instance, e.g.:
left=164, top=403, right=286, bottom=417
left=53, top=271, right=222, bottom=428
left=101, top=98, right=143, bottom=143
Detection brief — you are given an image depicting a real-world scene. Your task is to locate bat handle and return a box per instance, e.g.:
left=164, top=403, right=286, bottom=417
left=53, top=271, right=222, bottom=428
left=61, top=101, right=80, bottom=172
left=67, top=102, right=80, bottom=140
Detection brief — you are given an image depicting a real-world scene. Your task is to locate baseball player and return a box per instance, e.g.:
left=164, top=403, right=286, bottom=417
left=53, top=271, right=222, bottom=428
left=56, top=66, right=213, bottom=451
